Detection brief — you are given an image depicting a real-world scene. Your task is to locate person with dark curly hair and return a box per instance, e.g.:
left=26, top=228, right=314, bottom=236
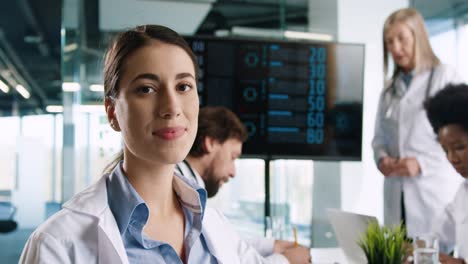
left=425, top=83, right=468, bottom=264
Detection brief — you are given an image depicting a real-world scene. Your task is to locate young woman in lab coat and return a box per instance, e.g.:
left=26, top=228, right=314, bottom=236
left=372, top=8, right=464, bottom=237
left=425, top=83, right=468, bottom=264
left=19, top=25, right=282, bottom=264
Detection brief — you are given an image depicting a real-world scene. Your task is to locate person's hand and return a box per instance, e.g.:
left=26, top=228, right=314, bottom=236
left=392, top=157, right=421, bottom=177
left=282, top=245, right=312, bottom=264
left=378, top=156, right=398, bottom=176
left=273, top=239, right=296, bottom=253
left=439, top=252, right=466, bottom=264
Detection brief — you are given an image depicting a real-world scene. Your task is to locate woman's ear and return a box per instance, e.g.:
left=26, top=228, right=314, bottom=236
left=105, top=97, right=121, bottom=131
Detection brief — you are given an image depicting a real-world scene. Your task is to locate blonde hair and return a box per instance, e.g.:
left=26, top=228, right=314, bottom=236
left=383, top=8, right=440, bottom=81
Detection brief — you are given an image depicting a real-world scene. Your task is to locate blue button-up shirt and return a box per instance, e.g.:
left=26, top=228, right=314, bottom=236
left=106, top=162, right=217, bottom=263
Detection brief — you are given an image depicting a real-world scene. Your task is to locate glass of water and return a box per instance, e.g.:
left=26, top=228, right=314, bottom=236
left=413, top=234, right=439, bottom=264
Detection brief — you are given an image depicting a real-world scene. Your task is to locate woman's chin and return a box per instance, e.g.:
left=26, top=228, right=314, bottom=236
left=161, top=151, right=189, bottom=165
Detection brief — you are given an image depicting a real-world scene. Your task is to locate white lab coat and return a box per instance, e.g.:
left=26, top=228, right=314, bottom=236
left=432, top=180, right=468, bottom=262
left=176, top=162, right=289, bottom=264
left=19, top=174, right=271, bottom=264
left=372, top=64, right=464, bottom=237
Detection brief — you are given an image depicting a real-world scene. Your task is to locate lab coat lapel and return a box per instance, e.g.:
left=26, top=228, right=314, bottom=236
left=63, top=175, right=129, bottom=264
left=202, top=208, right=240, bottom=264
left=98, top=208, right=129, bottom=264
left=402, top=69, right=433, bottom=105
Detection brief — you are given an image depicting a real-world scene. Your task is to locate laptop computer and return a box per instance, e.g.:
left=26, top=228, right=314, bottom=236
left=327, top=208, right=379, bottom=264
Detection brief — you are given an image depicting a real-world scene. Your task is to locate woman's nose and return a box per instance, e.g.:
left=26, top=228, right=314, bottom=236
left=158, top=89, right=181, bottom=119
left=390, top=41, right=402, bottom=55
left=447, top=151, right=460, bottom=164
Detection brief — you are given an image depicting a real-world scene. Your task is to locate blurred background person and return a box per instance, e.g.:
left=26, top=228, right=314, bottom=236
left=177, top=106, right=312, bottom=264
left=372, top=7, right=464, bottom=237
left=426, top=83, right=468, bottom=264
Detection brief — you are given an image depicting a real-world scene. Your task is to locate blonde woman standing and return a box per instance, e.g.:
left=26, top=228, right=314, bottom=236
left=372, top=8, right=464, bottom=237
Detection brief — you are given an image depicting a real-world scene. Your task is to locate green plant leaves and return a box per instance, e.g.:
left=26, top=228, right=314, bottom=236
left=358, top=221, right=410, bottom=264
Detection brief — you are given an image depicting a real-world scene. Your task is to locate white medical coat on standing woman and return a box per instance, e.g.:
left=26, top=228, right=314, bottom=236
left=372, top=64, right=464, bottom=237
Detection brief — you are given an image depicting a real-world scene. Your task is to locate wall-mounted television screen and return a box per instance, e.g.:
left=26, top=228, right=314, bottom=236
left=185, top=36, right=364, bottom=161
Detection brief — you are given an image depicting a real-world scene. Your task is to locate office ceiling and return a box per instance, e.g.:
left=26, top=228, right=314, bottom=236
left=0, top=0, right=467, bottom=116
left=0, top=0, right=61, bottom=114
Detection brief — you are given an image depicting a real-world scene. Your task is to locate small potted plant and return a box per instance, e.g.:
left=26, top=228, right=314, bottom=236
left=358, top=221, right=411, bottom=264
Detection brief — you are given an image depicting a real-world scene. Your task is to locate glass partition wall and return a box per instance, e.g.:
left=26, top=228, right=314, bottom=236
left=54, top=0, right=322, bottom=248
left=2, top=0, right=468, bottom=263
left=0, top=0, right=345, bottom=252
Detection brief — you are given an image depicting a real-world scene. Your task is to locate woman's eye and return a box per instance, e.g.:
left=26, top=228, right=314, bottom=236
left=455, top=144, right=466, bottom=151
left=138, top=86, right=155, bottom=94
left=177, top=83, right=193, bottom=92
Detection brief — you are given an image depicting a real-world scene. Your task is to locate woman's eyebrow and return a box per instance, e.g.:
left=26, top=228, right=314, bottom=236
left=130, top=73, right=160, bottom=84
left=175, top=72, right=195, bottom=80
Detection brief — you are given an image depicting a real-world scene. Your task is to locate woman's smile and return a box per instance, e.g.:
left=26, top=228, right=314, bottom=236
left=152, top=126, right=187, bottom=140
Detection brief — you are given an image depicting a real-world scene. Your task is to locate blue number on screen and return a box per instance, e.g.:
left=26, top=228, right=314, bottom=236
left=307, top=129, right=324, bottom=144
left=192, top=41, right=205, bottom=52
left=307, top=128, right=315, bottom=143
left=309, top=80, right=315, bottom=95
left=197, top=82, right=204, bottom=92
left=199, top=68, right=204, bottom=79
left=197, top=55, right=204, bottom=66
left=316, top=112, right=324, bottom=127
left=316, top=96, right=325, bottom=111
left=316, top=129, right=324, bottom=143
left=317, top=80, right=325, bottom=95
left=307, top=113, right=316, bottom=127
left=309, top=64, right=316, bottom=79
left=307, top=112, right=325, bottom=127
left=317, top=64, right=325, bottom=79
left=318, top=47, right=326, bottom=62
left=308, top=96, right=315, bottom=111
left=309, top=47, right=316, bottom=62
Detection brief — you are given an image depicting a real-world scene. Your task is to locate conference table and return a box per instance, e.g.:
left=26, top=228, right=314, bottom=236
left=310, top=248, right=348, bottom=264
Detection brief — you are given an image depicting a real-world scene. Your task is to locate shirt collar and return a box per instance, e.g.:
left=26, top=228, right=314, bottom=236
left=173, top=169, right=207, bottom=214
left=107, top=161, right=208, bottom=235
left=106, top=162, right=146, bottom=235
left=399, top=70, right=415, bottom=87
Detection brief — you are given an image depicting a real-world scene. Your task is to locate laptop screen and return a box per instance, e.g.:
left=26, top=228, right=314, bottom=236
left=327, top=209, right=378, bottom=264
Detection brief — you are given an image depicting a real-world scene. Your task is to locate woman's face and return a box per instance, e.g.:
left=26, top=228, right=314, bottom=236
left=438, top=124, right=468, bottom=178
left=385, top=22, right=415, bottom=72
left=108, top=41, right=199, bottom=165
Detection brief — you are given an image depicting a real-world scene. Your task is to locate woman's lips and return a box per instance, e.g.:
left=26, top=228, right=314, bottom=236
left=153, top=127, right=186, bottom=140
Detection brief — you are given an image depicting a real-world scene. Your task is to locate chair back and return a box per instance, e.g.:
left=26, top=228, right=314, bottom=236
left=0, top=201, right=16, bottom=220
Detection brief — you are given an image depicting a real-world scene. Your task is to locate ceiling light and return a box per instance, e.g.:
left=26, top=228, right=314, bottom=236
left=46, top=105, right=63, bottom=113
left=24, top=35, right=43, bottom=44
left=46, top=105, right=104, bottom=113
left=284, top=30, right=333, bottom=41
left=231, top=27, right=283, bottom=38
left=63, top=43, right=78, bottom=53
left=62, top=82, right=81, bottom=92
left=229, top=27, right=334, bottom=42
left=79, top=105, right=104, bottom=113
left=0, top=70, right=17, bottom=87
left=0, top=79, right=9, bottom=93
left=15, top=84, right=30, bottom=99
left=89, top=84, right=104, bottom=92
